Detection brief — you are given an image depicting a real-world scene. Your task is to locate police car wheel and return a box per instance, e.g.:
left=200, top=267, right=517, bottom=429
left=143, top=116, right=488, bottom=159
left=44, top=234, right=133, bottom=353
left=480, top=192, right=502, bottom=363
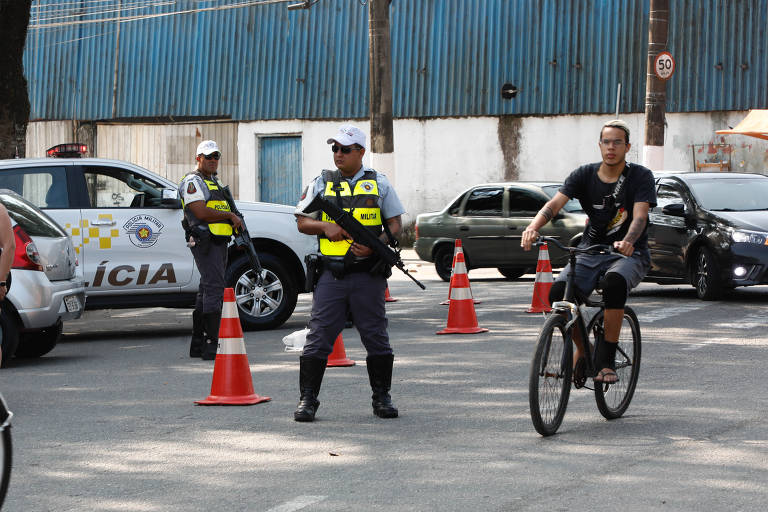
left=225, top=252, right=298, bottom=331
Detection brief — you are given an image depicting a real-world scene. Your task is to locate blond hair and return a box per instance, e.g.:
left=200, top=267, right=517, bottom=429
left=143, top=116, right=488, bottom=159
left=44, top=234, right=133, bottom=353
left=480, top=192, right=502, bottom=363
left=600, top=119, right=630, bottom=144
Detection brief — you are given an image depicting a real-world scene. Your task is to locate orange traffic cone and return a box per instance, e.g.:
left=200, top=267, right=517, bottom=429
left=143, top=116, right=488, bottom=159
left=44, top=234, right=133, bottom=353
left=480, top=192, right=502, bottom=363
left=195, top=288, right=271, bottom=405
left=437, top=250, right=489, bottom=334
left=441, top=239, right=481, bottom=305
left=526, top=243, right=554, bottom=313
left=327, top=333, right=355, bottom=367
left=385, top=286, right=398, bottom=302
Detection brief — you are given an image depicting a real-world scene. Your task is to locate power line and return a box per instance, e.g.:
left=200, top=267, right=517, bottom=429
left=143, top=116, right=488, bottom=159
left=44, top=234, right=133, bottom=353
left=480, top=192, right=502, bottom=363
left=28, top=0, right=298, bottom=29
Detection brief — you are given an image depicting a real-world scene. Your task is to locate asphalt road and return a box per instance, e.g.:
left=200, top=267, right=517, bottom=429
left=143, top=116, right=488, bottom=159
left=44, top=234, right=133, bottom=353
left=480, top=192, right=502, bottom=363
left=2, top=252, right=768, bottom=511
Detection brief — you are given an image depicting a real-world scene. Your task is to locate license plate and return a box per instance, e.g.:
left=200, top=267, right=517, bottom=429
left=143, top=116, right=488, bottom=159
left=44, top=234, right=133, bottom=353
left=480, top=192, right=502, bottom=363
left=64, top=295, right=81, bottom=313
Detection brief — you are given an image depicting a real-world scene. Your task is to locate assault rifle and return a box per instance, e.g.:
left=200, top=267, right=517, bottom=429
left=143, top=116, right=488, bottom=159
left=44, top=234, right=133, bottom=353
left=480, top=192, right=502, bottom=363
left=303, top=194, right=426, bottom=290
left=217, top=179, right=264, bottom=286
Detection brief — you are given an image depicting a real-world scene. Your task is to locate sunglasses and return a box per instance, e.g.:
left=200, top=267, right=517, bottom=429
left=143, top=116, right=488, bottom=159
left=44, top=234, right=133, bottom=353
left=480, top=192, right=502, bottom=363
left=202, top=153, right=221, bottom=160
left=331, top=145, right=361, bottom=154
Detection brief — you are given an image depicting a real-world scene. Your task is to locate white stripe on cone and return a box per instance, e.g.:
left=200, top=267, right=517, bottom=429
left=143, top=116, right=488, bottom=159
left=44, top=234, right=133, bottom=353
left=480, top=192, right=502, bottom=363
left=449, top=287, right=473, bottom=300
left=217, top=338, right=247, bottom=355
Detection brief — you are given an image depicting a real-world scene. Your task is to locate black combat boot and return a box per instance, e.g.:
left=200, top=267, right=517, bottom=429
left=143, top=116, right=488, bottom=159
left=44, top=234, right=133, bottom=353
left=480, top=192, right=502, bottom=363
left=189, top=310, right=205, bottom=358
left=366, top=354, right=399, bottom=418
left=294, top=356, right=327, bottom=422
left=201, top=311, right=222, bottom=361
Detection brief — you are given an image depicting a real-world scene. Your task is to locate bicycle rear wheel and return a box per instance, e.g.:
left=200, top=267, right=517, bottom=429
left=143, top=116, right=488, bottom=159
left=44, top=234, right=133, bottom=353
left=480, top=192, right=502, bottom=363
left=593, top=306, right=641, bottom=419
left=529, top=313, right=573, bottom=436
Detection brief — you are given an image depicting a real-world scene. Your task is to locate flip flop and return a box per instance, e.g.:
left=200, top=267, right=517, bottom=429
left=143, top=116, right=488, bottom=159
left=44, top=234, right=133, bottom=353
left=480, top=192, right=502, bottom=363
left=594, top=368, right=619, bottom=384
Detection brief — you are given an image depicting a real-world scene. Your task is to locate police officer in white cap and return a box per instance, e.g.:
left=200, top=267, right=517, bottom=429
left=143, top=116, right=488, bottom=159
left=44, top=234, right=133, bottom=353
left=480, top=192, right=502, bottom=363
left=179, top=140, right=242, bottom=360
left=293, top=124, right=405, bottom=422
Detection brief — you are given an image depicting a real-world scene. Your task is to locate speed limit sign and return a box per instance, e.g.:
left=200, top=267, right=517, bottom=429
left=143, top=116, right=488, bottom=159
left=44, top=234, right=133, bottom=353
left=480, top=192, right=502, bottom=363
left=654, top=51, right=675, bottom=81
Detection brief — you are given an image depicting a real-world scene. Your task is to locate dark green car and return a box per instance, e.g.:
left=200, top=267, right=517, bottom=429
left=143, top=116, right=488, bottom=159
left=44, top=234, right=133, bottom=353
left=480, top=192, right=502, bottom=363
left=414, top=182, right=586, bottom=281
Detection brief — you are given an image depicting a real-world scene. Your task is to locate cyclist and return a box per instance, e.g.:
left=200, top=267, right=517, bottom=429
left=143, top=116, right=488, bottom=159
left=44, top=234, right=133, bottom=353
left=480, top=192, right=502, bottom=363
left=521, top=119, right=656, bottom=384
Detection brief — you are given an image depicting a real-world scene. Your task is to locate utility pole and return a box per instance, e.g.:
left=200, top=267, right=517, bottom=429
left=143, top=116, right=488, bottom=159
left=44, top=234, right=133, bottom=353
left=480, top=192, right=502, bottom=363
left=643, top=0, right=669, bottom=171
left=368, top=0, right=395, bottom=183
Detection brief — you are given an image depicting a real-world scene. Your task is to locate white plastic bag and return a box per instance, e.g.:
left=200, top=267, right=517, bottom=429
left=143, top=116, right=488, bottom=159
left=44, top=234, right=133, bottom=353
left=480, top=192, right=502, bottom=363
left=282, top=328, right=309, bottom=352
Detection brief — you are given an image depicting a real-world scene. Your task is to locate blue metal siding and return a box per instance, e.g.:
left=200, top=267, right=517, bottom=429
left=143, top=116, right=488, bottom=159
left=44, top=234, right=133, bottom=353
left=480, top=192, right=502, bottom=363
left=24, top=0, right=768, bottom=121
left=667, top=0, right=768, bottom=112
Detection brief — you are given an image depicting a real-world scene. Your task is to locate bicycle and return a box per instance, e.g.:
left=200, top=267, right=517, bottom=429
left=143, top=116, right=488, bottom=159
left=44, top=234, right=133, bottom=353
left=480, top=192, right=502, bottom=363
left=0, top=392, right=11, bottom=507
left=528, top=236, right=641, bottom=436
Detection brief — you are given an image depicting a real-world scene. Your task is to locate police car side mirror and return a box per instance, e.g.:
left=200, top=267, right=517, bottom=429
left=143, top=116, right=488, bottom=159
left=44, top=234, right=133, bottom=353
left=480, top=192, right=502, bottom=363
left=161, top=189, right=182, bottom=208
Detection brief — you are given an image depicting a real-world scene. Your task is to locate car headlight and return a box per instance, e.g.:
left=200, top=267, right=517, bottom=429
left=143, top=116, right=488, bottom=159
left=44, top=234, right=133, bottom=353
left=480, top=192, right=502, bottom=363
left=731, top=230, right=768, bottom=245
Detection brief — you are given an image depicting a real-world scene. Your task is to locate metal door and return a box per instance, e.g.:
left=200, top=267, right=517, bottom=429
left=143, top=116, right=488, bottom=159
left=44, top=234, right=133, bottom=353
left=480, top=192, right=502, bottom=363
left=259, top=136, right=302, bottom=205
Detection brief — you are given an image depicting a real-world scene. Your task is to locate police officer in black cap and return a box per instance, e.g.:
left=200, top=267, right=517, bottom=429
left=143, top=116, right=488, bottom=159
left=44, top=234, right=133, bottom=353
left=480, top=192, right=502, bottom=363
left=293, top=124, right=405, bottom=422
left=179, top=140, right=242, bottom=360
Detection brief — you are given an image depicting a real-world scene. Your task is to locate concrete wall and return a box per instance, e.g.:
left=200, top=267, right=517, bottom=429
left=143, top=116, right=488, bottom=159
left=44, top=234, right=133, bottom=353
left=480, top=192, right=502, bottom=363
left=28, top=111, right=768, bottom=225
left=237, top=111, right=768, bottom=224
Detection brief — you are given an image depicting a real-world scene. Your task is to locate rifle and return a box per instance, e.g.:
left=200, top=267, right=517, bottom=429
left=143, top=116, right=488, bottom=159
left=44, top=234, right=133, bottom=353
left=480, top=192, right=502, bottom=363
left=302, top=194, right=426, bottom=290
left=217, top=178, right=264, bottom=286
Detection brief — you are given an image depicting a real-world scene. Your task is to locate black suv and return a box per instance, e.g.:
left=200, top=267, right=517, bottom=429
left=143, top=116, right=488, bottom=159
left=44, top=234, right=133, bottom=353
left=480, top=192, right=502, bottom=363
left=645, top=172, right=768, bottom=300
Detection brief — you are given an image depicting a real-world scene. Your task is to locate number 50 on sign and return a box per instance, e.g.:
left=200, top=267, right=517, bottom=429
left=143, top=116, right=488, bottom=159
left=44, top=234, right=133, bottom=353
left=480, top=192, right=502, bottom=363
left=654, top=51, right=675, bottom=81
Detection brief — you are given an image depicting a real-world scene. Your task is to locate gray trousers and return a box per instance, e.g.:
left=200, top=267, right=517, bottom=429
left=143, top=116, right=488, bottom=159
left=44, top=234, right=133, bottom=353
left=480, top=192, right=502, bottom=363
left=191, top=241, right=228, bottom=313
left=303, top=269, right=392, bottom=359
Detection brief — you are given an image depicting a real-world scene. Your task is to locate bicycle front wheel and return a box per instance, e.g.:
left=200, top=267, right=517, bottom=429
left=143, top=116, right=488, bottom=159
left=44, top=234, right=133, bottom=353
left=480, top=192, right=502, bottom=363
left=529, top=313, right=573, bottom=436
left=0, top=396, right=11, bottom=508
left=594, top=306, right=641, bottom=419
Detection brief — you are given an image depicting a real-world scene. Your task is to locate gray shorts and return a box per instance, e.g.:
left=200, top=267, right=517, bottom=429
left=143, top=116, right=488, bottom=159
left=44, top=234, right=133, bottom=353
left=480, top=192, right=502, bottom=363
left=554, top=248, right=650, bottom=297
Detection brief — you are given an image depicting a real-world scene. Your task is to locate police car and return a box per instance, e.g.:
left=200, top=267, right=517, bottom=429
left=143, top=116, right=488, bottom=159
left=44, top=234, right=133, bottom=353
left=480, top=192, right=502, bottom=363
left=0, top=145, right=316, bottom=330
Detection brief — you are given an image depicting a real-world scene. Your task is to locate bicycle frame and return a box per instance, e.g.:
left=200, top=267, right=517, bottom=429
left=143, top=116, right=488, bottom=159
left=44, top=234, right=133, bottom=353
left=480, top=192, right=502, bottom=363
left=540, top=237, right=611, bottom=380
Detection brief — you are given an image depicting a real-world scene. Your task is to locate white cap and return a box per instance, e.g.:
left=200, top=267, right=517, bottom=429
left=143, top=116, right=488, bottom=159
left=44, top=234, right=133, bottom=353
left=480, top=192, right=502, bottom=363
left=326, top=124, right=366, bottom=149
left=196, top=140, right=220, bottom=156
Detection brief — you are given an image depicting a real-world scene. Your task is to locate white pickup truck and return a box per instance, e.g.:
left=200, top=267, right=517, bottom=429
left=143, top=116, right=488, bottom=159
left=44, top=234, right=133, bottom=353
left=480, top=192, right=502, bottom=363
left=0, top=156, right=316, bottom=330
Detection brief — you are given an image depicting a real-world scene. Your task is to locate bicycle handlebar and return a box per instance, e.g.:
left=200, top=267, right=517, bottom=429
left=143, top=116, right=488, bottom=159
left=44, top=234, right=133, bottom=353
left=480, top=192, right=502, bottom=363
left=535, top=236, right=616, bottom=256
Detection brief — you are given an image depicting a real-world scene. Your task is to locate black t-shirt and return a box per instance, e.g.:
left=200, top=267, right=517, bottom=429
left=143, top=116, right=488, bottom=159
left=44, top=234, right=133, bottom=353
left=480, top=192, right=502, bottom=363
left=560, top=162, right=657, bottom=249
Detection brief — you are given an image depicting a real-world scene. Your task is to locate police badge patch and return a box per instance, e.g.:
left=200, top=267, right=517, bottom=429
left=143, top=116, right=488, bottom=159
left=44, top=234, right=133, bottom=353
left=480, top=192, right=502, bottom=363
left=187, top=181, right=197, bottom=194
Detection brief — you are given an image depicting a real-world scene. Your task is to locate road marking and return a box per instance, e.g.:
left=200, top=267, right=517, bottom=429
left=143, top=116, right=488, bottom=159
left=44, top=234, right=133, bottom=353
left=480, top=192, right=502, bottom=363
left=713, top=313, right=766, bottom=330
left=640, top=303, right=708, bottom=323
left=265, top=496, right=328, bottom=512
left=682, top=339, right=721, bottom=351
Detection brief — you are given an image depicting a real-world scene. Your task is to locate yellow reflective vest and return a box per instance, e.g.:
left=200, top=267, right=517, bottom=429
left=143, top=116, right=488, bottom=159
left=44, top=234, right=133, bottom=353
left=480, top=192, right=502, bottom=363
left=319, top=170, right=382, bottom=256
left=180, top=172, right=233, bottom=239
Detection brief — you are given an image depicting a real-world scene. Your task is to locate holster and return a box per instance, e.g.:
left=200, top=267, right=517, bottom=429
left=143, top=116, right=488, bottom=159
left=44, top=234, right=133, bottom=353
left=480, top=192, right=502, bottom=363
left=325, top=258, right=347, bottom=280
left=304, top=254, right=321, bottom=292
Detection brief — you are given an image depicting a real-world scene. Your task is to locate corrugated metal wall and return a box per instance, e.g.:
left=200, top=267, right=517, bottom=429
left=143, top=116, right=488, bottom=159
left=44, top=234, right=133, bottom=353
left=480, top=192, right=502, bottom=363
left=24, top=0, right=768, bottom=121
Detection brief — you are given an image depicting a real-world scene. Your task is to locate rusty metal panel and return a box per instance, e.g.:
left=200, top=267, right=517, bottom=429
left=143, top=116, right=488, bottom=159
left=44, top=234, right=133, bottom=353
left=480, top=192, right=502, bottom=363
left=95, top=123, right=239, bottom=197
left=24, top=121, right=76, bottom=158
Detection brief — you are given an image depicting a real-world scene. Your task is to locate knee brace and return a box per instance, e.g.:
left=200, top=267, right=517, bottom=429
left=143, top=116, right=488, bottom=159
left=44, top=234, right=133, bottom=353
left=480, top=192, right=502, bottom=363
left=600, top=272, right=628, bottom=309
left=549, top=281, right=566, bottom=304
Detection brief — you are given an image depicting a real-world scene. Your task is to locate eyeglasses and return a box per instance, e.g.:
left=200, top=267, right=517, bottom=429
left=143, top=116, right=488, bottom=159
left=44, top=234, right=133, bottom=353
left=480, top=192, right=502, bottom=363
left=202, top=153, right=221, bottom=160
left=599, top=139, right=626, bottom=147
left=331, top=145, right=361, bottom=154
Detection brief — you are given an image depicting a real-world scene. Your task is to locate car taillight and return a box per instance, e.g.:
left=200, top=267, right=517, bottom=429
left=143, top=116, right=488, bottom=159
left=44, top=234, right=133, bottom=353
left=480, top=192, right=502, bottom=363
left=414, top=223, right=419, bottom=240
left=13, top=225, right=44, bottom=271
